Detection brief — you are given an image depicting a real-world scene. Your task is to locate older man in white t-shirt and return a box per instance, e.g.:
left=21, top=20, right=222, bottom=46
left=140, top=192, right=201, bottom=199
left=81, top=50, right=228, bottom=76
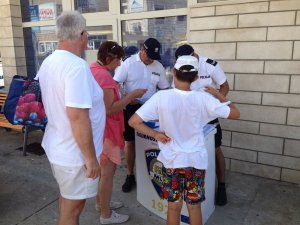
left=38, top=11, right=105, bottom=225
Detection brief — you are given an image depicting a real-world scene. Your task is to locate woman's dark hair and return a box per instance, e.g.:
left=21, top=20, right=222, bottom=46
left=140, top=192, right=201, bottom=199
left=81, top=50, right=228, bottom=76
left=174, top=65, right=198, bottom=83
left=97, top=41, right=125, bottom=65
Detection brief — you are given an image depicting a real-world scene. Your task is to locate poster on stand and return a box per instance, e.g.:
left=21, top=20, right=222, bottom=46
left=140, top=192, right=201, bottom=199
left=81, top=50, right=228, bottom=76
left=135, top=124, right=216, bottom=224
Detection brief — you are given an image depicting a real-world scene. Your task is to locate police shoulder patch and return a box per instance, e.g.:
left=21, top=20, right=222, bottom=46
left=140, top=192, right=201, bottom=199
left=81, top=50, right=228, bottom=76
left=206, top=58, right=218, bottom=66
left=122, top=56, right=130, bottom=62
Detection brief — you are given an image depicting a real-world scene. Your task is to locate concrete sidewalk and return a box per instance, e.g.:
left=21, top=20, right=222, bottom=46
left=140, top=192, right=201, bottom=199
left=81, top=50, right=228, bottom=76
left=0, top=129, right=299, bottom=225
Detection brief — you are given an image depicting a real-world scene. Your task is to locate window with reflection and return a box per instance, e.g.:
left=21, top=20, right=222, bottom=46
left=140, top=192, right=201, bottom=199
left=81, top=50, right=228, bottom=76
left=23, top=26, right=57, bottom=78
left=23, top=25, right=113, bottom=76
left=75, top=0, right=109, bottom=13
left=21, top=0, right=62, bottom=22
left=83, top=26, right=113, bottom=64
left=121, top=16, right=187, bottom=82
left=120, top=0, right=187, bottom=14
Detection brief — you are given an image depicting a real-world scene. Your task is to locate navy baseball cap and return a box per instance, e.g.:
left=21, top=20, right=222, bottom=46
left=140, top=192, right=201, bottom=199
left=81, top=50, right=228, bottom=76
left=143, top=38, right=161, bottom=60
left=175, top=44, right=194, bottom=59
left=125, top=45, right=138, bottom=56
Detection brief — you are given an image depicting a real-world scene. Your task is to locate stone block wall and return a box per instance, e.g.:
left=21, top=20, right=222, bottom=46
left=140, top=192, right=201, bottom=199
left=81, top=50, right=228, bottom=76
left=189, top=0, right=300, bottom=184
left=0, top=0, right=26, bottom=90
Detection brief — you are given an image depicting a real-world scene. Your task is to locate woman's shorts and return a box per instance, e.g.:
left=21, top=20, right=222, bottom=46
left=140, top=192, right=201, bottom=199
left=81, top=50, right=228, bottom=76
left=50, top=163, right=99, bottom=200
left=161, top=167, right=206, bottom=205
left=100, top=138, right=122, bottom=166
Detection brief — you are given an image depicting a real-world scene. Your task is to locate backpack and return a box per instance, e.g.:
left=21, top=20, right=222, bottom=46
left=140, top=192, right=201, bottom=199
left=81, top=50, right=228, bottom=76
left=3, top=75, right=47, bottom=128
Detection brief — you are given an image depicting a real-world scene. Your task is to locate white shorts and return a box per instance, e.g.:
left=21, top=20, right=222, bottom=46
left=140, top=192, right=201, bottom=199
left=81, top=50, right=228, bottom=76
left=50, top=163, right=99, bottom=200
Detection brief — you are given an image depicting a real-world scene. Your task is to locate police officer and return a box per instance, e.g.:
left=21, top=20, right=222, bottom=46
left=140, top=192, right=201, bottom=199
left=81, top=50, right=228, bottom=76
left=175, top=44, right=229, bottom=206
left=114, top=38, right=170, bottom=193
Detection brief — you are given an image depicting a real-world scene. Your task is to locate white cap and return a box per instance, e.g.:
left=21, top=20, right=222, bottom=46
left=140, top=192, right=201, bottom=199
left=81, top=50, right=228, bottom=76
left=174, top=55, right=199, bottom=72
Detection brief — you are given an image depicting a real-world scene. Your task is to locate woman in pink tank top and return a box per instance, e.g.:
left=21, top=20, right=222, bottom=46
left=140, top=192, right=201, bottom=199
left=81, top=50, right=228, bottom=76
left=90, top=41, right=146, bottom=224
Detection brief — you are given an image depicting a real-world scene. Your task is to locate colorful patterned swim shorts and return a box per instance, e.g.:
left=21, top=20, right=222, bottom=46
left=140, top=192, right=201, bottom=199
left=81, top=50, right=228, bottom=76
left=160, top=167, right=206, bottom=205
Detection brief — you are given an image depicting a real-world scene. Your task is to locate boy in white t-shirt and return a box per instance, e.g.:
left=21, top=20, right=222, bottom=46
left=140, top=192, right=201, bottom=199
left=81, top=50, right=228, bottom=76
left=129, top=56, right=240, bottom=225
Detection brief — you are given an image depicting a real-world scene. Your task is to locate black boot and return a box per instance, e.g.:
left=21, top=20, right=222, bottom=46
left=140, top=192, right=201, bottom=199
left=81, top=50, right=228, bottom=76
left=122, top=175, right=136, bottom=193
left=216, top=183, right=227, bottom=206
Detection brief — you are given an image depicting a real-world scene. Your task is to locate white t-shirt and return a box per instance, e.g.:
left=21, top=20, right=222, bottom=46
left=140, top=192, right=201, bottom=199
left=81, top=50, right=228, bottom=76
left=38, top=50, right=105, bottom=167
left=136, top=88, right=230, bottom=169
left=171, top=56, right=227, bottom=90
left=191, top=56, right=227, bottom=91
left=113, top=53, right=169, bottom=104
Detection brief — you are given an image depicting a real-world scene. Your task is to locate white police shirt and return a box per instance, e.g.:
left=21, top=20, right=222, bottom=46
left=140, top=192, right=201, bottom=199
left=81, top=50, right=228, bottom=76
left=113, top=53, right=169, bottom=104
left=191, top=56, right=227, bottom=91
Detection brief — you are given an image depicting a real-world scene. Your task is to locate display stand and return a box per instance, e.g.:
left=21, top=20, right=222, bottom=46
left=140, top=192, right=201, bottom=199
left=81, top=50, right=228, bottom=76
left=135, top=123, right=216, bottom=224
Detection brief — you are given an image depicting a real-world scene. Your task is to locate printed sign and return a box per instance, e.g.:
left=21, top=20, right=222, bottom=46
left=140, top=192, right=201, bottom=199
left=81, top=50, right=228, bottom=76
left=30, top=5, right=39, bottom=21
left=145, top=149, right=163, bottom=197
left=135, top=124, right=217, bottom=225
left=39, top=3, right=55, bottom=20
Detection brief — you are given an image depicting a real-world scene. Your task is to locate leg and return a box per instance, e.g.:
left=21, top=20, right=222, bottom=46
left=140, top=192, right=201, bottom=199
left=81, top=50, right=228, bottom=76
left=167, top=201, right=182, bottom=225
left=125, top=141, right=135, bottom=176
left=213, top=122, right=228, bottom=206
left=186, top=202, right=202, bottom=225
left=99, top=162, right=129, bottom=224
left=215, top=146, right=227, bottom=206
left=185, top=168, right=205, bottom=225
left=122, top=105, right=140, bottom=193
left=98, top=159, right=116, bottom=218
left=122, top=141, right=136, bottom=192
left=215, top=146, right=225, bottom=183
left=57, top=195, right=86, bottom=225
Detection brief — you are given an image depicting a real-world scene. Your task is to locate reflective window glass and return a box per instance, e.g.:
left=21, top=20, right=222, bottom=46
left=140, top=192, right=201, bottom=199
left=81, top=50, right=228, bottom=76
left=83, top=26, right=113, bottom=64
left=75, top=0, right=109, bottom=13
left=21, top=0, right=62, bottom=22
left=121, top=0, right=187, bottom=14
left=121, top=16, right=187, bottom=83
left=23, top=26, right=57, bottom=78
left=23, top=25, right=113, bottom=76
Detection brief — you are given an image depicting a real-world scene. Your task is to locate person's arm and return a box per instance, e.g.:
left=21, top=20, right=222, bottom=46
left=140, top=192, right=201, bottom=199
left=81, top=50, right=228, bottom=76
left=157, top=66, right=170, bottom=90
left=66, top=107, right=100, bottom=179
left=103, top=88, right=147, bottom=115
left=205, top=86, right=240, bottom=120
left=210, top=61, right=229, bottom=96
left=129, top=113, right=171, bottom=144
left=219, top=80, right=229, bottom=96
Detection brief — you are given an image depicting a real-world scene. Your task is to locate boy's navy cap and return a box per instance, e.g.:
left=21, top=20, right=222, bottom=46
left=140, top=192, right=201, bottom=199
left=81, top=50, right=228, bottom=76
left=143, top=38, right=161, bottom=60
left=175, top=44, right=194, bottom=59
left=125, top=46, right=138, bottom=56
left=174, top=55, right=199, bottom=72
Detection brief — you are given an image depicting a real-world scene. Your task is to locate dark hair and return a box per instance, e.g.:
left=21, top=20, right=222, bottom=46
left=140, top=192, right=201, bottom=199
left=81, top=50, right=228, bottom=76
left=174, top=65, right=198, bottom=83
left=97, top=41, right=125, bottom=65
left=175, top=44, right=194, bottom=59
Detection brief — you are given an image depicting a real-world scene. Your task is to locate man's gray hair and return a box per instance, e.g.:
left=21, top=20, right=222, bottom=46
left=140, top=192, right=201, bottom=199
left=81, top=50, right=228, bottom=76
left=56, top=11, right=86, bottom=41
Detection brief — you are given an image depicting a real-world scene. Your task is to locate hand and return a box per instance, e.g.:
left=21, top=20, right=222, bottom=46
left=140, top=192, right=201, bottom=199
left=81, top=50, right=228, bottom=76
left=154, top=132, right=171, bottom=144
left=204, top=85, right=226, bottom=102
left=204, top=85, right=219, bottom=96
left=85, top=158, right=100, bottom=179
left=129, top=88, right=147, bottom=99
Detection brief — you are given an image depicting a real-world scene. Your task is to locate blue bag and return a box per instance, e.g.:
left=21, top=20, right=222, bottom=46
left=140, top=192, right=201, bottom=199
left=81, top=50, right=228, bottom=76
left=3, top=75, right=47, bottom=128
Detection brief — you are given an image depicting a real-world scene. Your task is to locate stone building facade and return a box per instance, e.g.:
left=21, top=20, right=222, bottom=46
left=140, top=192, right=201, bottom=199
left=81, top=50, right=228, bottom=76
left=189, top=0, right=300, bottom=184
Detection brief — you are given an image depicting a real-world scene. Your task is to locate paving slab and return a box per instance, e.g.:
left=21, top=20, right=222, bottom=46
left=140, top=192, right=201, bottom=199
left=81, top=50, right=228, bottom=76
left=0, top=128, right=299, bottom=225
